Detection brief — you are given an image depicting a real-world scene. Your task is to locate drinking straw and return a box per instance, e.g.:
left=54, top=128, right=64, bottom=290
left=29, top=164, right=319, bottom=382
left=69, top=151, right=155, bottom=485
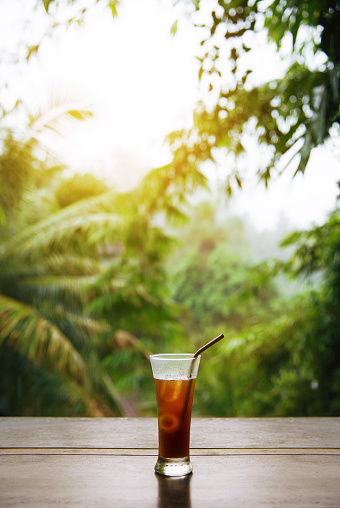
left=187, top=333, right=224, bottom=380
left=193, top=333, right=224, bottom=358
left=182, top=333, right=225, bottom=422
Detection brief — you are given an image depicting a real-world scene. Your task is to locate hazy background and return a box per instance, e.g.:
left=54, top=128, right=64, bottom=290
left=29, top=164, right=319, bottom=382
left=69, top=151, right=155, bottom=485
left=0, top=0, right=339, bottom=418
left=1, top=0, right=338, bottom=228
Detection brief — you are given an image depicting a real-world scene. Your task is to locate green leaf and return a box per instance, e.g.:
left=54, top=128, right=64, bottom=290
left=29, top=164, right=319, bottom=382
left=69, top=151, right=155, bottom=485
left=42, top=0, right=55, bottom=13
left=25, top=45, right=39, bottom=62
left=67, top=109, right=94, bottom=120
left=108, top=0, right=119, bottom=18
left=294, top=131, right=313, bottom=176
left=170, top=20, right=178, bottom=36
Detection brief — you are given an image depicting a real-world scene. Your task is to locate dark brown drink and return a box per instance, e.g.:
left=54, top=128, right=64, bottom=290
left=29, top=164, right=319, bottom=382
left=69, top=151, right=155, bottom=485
left=150, top=354, right=200, bottom=476
left=154, top=378, right=196, bottom=459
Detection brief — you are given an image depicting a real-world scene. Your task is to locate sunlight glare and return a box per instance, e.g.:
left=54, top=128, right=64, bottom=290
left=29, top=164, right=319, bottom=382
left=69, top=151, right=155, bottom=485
left=19, top=0, right=200, bottom=189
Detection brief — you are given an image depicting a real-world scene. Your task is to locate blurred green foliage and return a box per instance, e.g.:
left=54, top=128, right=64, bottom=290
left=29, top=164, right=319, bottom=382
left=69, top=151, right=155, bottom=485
left=0, top=0, right=338, bottom=417
left=0, top=101, right=187, bottom=416
left=0, top=109, right=339, bottom=417
left=167, top=0, right=340, bottom=191
left=168, top=205, right=340, bottom=417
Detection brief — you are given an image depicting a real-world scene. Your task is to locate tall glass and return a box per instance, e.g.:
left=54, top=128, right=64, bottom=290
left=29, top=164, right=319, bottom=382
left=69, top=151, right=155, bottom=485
left=150, top=354, right=200, bottom=477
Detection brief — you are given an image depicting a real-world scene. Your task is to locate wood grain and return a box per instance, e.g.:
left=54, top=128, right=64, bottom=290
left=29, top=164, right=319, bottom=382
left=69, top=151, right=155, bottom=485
left=1, top=417, right=339, bottom=449
left=1, top=417, right=339, bottom=507
left=1, top=448, right=340, bottom=456
left=0, top=454, right=339, bottom=507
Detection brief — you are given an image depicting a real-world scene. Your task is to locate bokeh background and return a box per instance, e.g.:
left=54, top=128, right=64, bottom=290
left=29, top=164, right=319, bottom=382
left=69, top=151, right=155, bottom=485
left=0, top=0, right=339, bottom=417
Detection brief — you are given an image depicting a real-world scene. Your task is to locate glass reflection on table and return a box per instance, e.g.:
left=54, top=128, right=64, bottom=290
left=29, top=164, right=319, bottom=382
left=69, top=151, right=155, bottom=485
left=156, top=473, right=192, bottom=508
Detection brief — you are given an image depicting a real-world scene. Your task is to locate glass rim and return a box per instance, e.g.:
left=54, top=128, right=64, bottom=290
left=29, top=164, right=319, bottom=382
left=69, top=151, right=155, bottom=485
left=150, top=353, right=198, bottom=361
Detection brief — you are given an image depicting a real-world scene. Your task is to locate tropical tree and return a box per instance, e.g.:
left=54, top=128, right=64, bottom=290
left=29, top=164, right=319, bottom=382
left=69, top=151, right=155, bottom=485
left=19, top=0, right=338, bottom=194
left=167, top=0, right=339, bottom=193
left=0, top=99, right=113, bottom=416
left=9, top=0, right=337, bottom=193
left=275, top=209, right=340, bottom=415
left=0, top=96, right=191, bottom=416
left=1, top=0, right=338, bottom=419
left=186, top=208, right=340, bottom=417
left=0, top=154, right=184, bottom=415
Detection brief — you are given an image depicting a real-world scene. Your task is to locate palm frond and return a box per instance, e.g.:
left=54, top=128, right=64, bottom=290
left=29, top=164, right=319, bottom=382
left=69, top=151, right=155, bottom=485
left=111, top=329, right=151, bottom=361
left=2, top=275, right=94, bottom=311
left=37, top=306, right=111, bottom=351
left=0, top=294, right=87, bottom=382
left=2, top=254, right=100, bottom=278
left=25, top=94, right=94, bottom=149
left=0, top=210, right=125, bottom=264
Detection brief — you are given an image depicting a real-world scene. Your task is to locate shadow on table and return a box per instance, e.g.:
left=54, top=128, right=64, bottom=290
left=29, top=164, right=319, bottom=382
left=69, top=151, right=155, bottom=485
left=156, top=474, right=192, bottom=508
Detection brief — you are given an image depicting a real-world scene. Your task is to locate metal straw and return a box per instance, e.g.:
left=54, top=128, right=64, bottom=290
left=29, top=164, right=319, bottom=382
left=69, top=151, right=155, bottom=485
left=193, top=333, right=224, bottom=358
left=182, top=333, right=225, bottom=422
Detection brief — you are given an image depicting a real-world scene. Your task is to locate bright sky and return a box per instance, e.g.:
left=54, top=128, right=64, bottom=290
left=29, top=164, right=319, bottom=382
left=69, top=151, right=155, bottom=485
left=227, top=144, right=339, bottom=230
left=0, top=0, right=339, bottom=231
left=4, top=0, right=200, bottom=187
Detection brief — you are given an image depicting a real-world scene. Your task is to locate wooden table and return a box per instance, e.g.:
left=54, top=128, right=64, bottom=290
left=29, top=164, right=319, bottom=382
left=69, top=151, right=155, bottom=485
left=0, top=417, right=339, bottom=507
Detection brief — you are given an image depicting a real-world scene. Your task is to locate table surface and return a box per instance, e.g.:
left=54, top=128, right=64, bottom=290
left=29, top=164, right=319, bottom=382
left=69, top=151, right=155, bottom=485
left=0, top=417, right=339, bottom=507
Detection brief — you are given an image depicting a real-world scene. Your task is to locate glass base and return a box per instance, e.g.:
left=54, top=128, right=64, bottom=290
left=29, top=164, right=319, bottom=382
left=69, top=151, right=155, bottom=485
left=154, top=456, right=193, bottom=477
